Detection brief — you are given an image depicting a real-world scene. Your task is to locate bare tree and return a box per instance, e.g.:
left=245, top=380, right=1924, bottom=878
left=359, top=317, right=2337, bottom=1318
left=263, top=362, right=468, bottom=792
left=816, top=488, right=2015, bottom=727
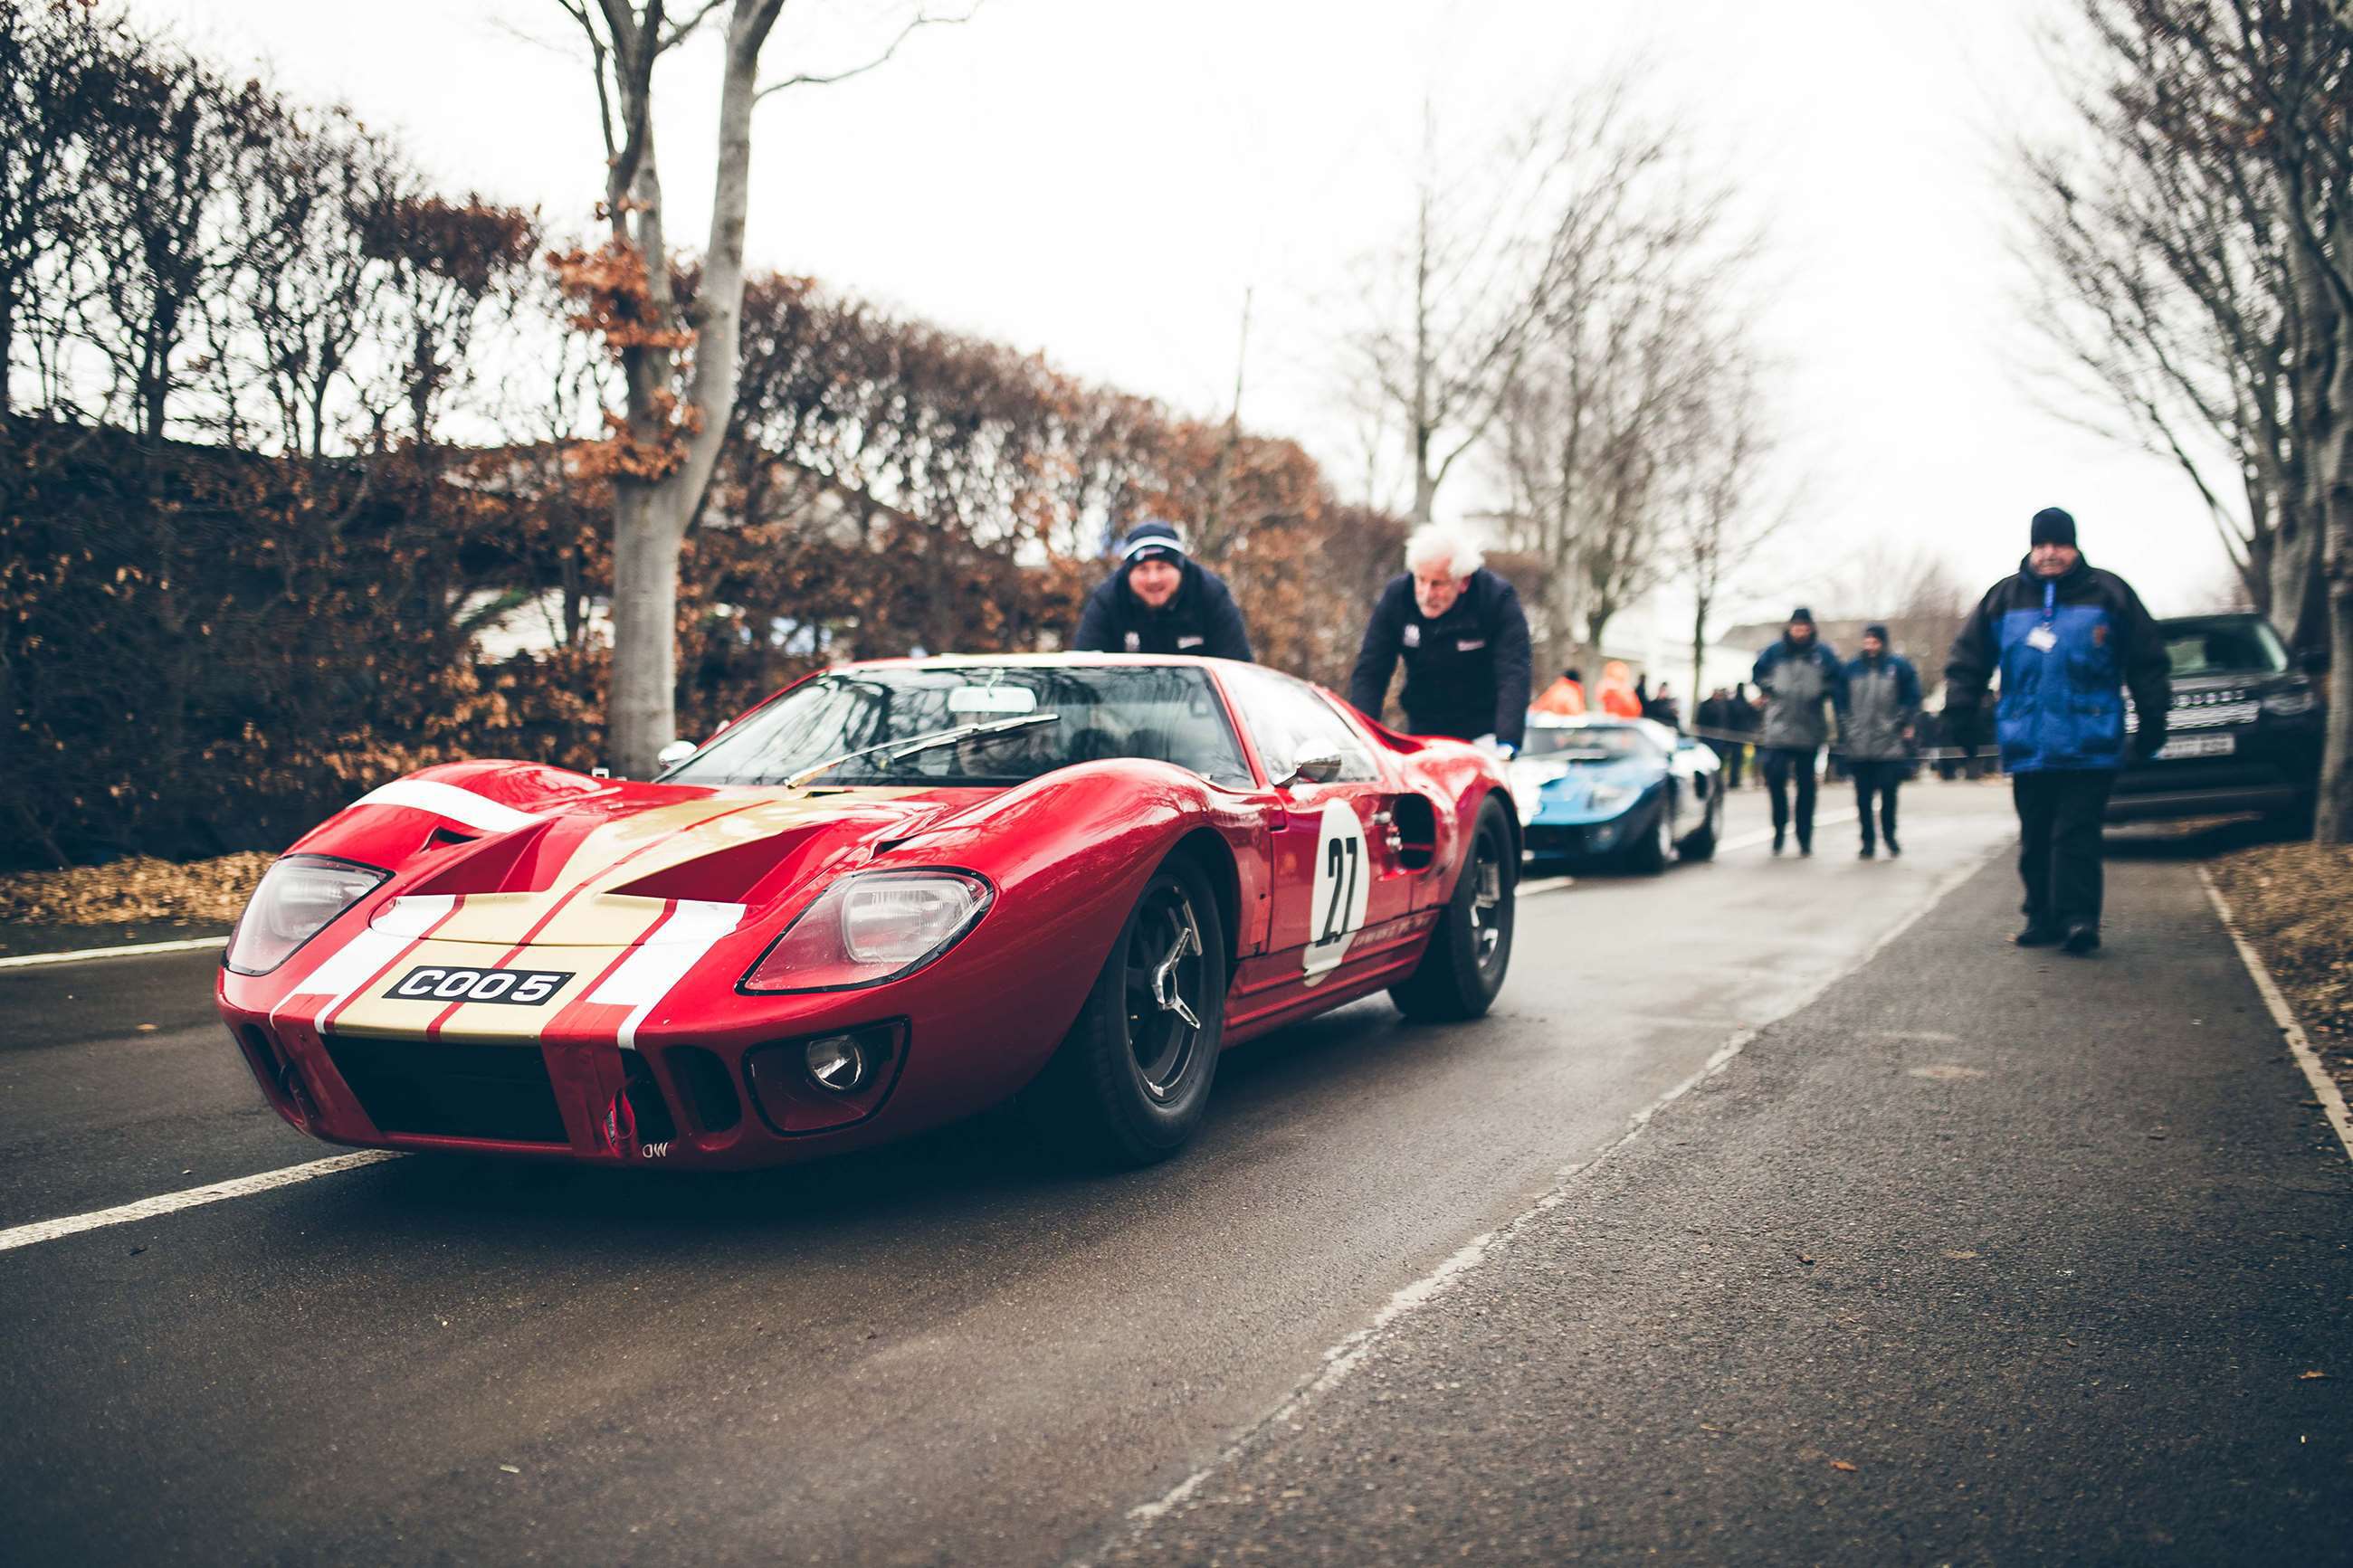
left=550, top=0, right=971, bottom=777
left=1675, top=361, right=1786, bottom=703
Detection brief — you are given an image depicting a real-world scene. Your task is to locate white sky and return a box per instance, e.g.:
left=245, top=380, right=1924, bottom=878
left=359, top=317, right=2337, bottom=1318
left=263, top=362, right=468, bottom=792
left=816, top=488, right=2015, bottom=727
left=140, top=0, right=2241, bottom=643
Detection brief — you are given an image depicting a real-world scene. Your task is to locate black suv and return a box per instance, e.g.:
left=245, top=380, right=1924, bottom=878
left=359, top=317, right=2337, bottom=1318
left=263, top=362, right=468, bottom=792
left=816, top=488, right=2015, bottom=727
left=2110, top=612, right=2325, bottom=827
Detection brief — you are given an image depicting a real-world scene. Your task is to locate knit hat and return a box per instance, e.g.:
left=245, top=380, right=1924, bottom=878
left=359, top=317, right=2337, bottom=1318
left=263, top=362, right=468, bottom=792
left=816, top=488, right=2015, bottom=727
left=1119, top=519, right=1187, bottom=565
left=1788, top=606, right=1815, bottom=626
left=2030, top=507, right=2077, bottom=547
left=1864, top=622, right=1890, bottom=643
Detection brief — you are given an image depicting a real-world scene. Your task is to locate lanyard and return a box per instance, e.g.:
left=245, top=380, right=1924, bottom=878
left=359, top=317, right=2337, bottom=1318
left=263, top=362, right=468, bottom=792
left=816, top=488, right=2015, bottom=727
left=2041, top=580, right=2055, bottom=626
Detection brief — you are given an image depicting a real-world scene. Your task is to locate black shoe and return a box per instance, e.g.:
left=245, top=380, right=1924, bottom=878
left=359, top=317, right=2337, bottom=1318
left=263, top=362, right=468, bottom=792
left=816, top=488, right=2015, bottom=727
left=1859, top=841, right=1876, bottom=860
left=1798, top=839, right=1814, bottom=857
left=1885, top=833, right=1901, bottom=858
left=2062, top=921, right=2101, bottom=955
left=2015, top=923, right=2062, bottom=947
left=1772, top=828, right=1786, bottom=856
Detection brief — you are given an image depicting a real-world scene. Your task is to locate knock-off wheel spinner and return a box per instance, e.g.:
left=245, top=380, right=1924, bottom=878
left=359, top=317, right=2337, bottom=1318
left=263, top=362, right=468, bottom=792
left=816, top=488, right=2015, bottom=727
left=1126, top=882, right=1206, bottom=1102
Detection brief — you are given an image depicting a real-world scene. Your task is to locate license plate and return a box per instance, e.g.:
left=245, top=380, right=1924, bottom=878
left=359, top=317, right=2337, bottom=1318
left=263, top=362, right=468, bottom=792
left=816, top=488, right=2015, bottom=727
left=382, top=965, right=573, bottom=1005
left=2156, top=733, right=2235, bottom=760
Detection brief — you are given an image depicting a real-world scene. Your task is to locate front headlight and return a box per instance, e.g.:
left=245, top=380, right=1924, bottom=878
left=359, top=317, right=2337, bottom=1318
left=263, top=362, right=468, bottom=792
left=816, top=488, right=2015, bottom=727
left=1587, top=784, right=1634, bottom=810
left=741, top=870, right=992, bottom=993
left=2261, top=687, right=2317, bottom=717
left=224, top=854, right=389, bottom=975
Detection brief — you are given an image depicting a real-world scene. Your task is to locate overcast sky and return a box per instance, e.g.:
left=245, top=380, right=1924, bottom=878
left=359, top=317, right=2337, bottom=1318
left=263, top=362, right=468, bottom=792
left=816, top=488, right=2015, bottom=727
left=139, top=0, right=2241, bottom=648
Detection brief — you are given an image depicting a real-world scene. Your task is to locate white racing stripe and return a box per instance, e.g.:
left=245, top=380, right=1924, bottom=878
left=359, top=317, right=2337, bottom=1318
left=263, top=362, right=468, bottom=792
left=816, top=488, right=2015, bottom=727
left=1108, top=836, right=2002, bottom=1549
left=0, top=936, right=225, bottom=969
left=346, top=778, right=543, bottom=832
left=0, top=1151, right=403, bottom=1255
left=2198, top=869, right=2353, bottom=1164
left=586, top=898, right=746, bottom=1049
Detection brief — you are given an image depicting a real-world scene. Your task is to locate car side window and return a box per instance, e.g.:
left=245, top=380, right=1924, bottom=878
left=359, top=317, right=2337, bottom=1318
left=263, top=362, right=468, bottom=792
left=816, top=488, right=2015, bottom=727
left=1220, top=665, right=1380, bottom=784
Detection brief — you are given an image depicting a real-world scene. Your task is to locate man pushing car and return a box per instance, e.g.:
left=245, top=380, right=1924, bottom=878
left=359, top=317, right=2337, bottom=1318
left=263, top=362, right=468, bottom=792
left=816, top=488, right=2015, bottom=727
left=1347, top=525, right=1534, bottom=756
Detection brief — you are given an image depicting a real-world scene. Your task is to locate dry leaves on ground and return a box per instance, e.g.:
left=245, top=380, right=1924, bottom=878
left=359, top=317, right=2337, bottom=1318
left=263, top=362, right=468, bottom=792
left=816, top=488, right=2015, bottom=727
left=2208, top=841, right=2353, bottom=1107
left=0, top=851, right=273, bottom=926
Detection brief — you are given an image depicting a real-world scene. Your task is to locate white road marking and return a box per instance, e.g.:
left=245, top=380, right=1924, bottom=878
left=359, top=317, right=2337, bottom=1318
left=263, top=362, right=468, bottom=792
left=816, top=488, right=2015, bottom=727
left=1518, top=875, right=1576, bottom=897
left=2197, top=868, right=2353, bottom=1164
left=0, top=936, right=226, bottom=970
left=1106, top=837, right=2002, bottom=1550
left=0, top=1151, right=404, bottom=1255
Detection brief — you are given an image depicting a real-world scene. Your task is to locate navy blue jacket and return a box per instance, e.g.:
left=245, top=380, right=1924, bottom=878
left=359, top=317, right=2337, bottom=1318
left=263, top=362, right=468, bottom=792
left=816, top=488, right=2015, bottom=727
left=1943, top=556, right=2171, bottom=772
left=1347, top=568, right=1533, bottom=747
left=1072, top=557, right=1253, bottom=661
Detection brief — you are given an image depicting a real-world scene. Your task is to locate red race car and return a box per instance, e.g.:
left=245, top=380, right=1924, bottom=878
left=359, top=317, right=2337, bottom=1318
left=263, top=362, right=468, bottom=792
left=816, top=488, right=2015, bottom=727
left=217, top=655, right=1519, bottom=1169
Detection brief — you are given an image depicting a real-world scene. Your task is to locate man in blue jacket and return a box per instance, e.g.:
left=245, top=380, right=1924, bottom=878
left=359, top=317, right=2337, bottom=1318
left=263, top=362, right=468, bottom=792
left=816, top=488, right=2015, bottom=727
left=1837, top=624, right=1921, bottom=859
left=1752, top=608, right=1843, bottom=855
left=1944, top=508, right=2171, bottom=953
left=1072, top=520, right=1253, bottom=661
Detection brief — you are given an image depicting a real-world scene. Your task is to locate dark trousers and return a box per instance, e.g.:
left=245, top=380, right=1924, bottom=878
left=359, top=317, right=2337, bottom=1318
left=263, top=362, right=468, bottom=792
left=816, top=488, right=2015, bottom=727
left=1852, top=761, right=1903, bottom=846
left=1760, top=746, right=1819, bottom=843
left=2013, top=769, right=2116, bottom=930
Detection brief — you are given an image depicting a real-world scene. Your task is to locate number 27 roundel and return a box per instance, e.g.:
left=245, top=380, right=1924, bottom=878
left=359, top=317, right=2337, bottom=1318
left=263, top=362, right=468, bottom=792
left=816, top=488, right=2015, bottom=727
left=1303, top=799, right=1371, bottom=984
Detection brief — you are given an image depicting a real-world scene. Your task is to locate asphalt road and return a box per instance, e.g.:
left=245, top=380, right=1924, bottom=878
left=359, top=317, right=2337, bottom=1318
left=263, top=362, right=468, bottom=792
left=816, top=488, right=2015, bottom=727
left=2, top=780, right=2340, bottom=1565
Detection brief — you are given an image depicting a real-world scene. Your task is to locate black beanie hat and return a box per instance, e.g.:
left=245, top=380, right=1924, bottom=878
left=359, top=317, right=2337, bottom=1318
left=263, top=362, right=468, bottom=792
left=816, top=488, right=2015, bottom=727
left=1788, top=606, right=1815, bottom=626
left=2030, top=507, right=2077, bottom=547
left=1864, top=622, right=1891, bottom=643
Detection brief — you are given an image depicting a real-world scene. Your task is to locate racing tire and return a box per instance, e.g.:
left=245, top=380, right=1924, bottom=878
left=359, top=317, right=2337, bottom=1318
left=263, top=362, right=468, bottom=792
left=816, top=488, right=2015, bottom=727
left=1623, top=794, right=1673, bottom=875
left=1680, top=788, right=1720, bottom=862
left=1030, top=853, right=1228, bottom=1167
left=1390, top=798, right=1515, bottom=1022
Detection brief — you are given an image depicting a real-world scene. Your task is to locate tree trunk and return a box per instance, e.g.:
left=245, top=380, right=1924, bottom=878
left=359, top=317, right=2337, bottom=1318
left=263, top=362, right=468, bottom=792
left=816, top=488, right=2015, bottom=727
left=2315, top=340, right=2353, bottom=844
left=610, top=487, right=685, bottom=777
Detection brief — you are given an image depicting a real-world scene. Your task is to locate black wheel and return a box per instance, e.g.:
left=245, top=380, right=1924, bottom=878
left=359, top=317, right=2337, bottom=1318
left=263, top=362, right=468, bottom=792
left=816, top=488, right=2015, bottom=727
left=1622, top=793, right=1673, bottom=875
left=1029, top=854, right=1227, bottom=1166
left=1680, top=784, right=1720, bottom=862
left=1391, top=799, right=1514, bottom=1022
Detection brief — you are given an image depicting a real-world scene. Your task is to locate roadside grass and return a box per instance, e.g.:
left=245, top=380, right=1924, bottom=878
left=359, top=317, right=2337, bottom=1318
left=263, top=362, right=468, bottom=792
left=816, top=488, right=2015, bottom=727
left=0, top=851, right=272, bottom=927
left=2207, top=840, right=2353, bottom=1102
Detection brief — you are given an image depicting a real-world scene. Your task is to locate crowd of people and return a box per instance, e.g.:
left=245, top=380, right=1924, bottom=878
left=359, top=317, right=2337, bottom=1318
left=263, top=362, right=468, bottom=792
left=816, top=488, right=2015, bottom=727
left=1068, top=505, right=2172, bottom=955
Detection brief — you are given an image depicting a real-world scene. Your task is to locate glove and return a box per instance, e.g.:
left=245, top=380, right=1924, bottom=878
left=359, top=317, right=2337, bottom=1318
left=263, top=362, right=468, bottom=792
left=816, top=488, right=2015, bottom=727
left=1473, top=734, right=1516, bottom=760
left=2131, top=717, right=2167, bottom=762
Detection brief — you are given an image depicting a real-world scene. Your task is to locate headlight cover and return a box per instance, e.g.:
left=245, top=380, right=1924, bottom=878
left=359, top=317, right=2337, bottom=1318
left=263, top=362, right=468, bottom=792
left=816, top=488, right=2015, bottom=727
left=1587, top=784, right=1634, bottom=810
left=741, top=870, right=992, bottom=993
left=224, top=854, right=389, bottom=975
left=2261, top=687, right=2317, bottom=717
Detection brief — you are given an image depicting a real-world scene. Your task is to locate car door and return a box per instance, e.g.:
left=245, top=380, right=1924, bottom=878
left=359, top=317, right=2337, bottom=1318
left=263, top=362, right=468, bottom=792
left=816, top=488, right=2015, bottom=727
left=1215, top=666, right=1419, bottom=1012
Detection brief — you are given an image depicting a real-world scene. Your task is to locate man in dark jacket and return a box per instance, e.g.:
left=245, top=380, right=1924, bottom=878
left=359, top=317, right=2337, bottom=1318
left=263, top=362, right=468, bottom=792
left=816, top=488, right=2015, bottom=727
left=1348, top=524, right=1533, bottom=753
left=1837, top=624, right=1921, bottom=859
left=1072, top=520, right=1253, bottom=660
left=1945, top=508, right=2171, bottom=954
left=1751, top=607, right=1843, bottom=854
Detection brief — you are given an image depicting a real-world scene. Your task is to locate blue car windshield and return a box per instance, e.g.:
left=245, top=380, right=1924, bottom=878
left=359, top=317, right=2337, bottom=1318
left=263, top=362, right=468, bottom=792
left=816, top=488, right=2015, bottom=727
left=1520, top=725, right=1660, bottom=762
left=663, top=664, right=1255, bottom=790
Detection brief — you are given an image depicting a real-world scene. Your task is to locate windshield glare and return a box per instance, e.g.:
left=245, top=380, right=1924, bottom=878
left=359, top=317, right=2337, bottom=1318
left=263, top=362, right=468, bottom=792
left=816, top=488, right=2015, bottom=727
left=1519, top=725, right=1658, bottom=761
left=2162, top=619, right=2288, bottom=677
left=664, top=665, right=1254, bottom=790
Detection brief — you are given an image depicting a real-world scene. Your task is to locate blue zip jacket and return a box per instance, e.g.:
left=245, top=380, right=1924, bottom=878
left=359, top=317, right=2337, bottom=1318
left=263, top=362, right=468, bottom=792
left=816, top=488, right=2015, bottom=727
left=1943, top=555, right=2171, bottom=773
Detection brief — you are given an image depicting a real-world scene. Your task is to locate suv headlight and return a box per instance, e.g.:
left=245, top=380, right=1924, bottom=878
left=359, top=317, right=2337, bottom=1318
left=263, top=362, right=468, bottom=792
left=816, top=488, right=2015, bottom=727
left=741, top=870, right=991, bottom=993
left=2261, top=687, right=2317, bottom=717
left=225, top=855, right=389, bottom=975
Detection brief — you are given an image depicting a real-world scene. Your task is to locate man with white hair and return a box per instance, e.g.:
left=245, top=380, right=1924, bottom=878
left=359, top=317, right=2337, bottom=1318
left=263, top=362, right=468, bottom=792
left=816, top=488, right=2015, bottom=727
left=1347, top=525, right=1533, bottom=754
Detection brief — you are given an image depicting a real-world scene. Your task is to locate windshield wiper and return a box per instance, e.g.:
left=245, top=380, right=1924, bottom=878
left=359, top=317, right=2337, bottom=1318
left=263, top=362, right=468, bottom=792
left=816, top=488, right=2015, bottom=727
left=785, top=712, right=1062, bottom=788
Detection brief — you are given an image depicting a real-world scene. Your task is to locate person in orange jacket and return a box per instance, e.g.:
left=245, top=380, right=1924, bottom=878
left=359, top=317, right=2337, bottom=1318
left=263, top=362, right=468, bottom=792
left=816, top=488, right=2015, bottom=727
left=1597, top=660, right=1643, bottom=718
left=1531, top=665, right=1587, bottom=716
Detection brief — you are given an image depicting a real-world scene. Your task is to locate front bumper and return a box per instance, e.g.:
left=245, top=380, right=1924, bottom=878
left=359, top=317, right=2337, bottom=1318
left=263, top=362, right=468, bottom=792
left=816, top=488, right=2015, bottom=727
left=2108, top=717, right=2320, bottom=822
left=1523, top=804, right=1647, bottom=861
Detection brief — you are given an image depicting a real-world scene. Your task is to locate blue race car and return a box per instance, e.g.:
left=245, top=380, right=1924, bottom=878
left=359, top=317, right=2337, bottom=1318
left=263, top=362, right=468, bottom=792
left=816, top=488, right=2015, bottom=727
left=1509, top=715, right=1723, bottom=874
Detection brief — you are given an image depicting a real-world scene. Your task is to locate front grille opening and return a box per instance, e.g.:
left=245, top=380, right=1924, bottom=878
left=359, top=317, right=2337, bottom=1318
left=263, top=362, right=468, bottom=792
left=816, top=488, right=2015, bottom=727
left=622, top=1052, right=678, bottom=1145
left=665, top=1045, right=741, bottom=1133
left=323, top=1034, right=567, bottom=1144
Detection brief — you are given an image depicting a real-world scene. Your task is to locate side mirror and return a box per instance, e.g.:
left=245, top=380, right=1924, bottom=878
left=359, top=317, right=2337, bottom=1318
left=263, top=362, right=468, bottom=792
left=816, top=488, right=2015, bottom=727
left=655, top=739, right=697, bottom=768
left=1278, top=745, right=1345, bottom=788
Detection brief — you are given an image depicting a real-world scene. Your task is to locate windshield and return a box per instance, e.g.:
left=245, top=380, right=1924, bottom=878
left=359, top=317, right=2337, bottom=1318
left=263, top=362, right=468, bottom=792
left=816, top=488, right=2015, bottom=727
left=664, top=664, right=1255, bottom=790
left=1519, top=725, right=1660, bottom=761
left=2162, top=618, right=2287, bottom=677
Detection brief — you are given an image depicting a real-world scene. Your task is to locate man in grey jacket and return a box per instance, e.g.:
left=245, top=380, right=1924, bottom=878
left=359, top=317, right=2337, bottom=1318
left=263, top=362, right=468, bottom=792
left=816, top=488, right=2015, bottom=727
left=1750, top=607, right=1843, bottom=855
left=1838, top=624, right=1922, bottom=859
